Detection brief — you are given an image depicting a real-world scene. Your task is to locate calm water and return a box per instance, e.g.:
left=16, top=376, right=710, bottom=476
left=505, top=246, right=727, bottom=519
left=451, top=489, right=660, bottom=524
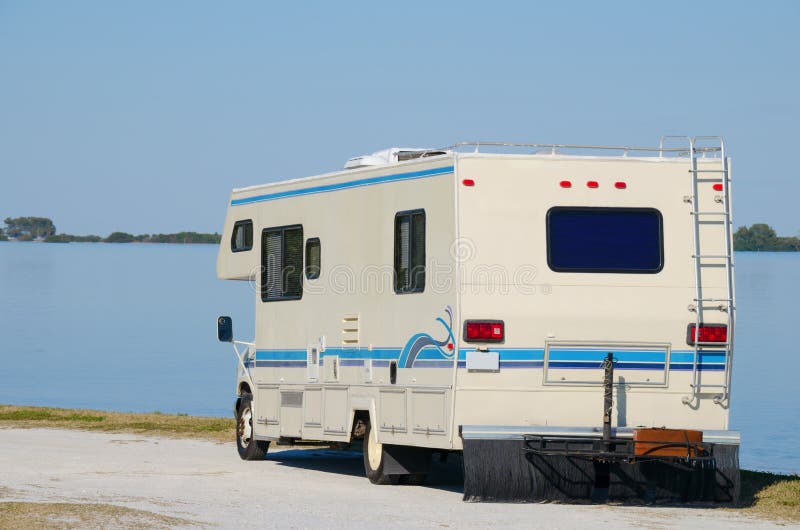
left=0, top=244, right=798, bottom=474
left=0, top=243, right=254, bottom=418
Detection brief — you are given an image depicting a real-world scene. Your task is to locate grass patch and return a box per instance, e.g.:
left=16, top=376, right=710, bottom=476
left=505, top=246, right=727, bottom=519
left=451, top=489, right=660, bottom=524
left=0, top=405, right=234, bottom=442
left=0, top=502, right=197, bottom=529
left=0, top=409, right=105, bottom=422
left=738, top=470, right=800, bottom=522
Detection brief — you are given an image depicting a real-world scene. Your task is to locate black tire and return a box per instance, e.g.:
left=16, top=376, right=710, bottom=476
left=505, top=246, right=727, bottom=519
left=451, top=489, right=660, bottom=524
left=236, top=393, right=269, bottom=460
left=362, top=419, right=399, bottom=485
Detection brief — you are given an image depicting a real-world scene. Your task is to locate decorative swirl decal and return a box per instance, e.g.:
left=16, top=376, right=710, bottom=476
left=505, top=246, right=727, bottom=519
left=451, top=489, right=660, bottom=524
left=398, top=306, right=455, bottom=368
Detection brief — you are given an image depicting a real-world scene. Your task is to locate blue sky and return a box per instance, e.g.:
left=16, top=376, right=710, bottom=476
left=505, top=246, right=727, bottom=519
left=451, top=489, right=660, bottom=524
left=1, top=1, right=798, bottom=236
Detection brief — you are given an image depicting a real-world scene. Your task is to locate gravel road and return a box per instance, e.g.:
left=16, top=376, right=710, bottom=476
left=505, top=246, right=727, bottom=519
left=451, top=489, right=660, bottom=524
left=0, top=428, right=779, bottom=528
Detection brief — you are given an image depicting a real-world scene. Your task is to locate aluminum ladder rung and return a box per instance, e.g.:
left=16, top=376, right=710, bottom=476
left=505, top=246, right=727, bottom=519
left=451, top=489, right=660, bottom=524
left=692, top=255, right=731, bottom=259
left=691, top=211, right=730, bottom=216
left=697, top=177, right=724, bottom=183
left=695, top=294, right=734, bottom=299
left=694, top=297, right=732, bottom=302
left=693, top=342, right=731, bottom=347
left=690, top=169, right=727, bottom=173
left=690, top=384, right=727, bottom=389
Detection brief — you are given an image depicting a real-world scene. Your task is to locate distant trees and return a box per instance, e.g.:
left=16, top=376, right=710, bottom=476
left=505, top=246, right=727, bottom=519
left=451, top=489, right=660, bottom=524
left=4, top=217, right=56, bottom=240
left=44, top=234, right=102, bottom=243
left=141, top=232, right=221, bottom=244
left=42, top=232, right=221, bottom=244
left=733, top=224, right=800, bottom=251
left=105, top=232, right=136, bottom=243
left=103, top=232, right=221, bottom=244
left=2, top=216, right=221, bottom=244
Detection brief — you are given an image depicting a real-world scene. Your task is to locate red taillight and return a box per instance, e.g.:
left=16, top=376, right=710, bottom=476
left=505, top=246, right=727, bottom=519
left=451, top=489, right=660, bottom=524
left=713, top=183, right=724, bottom=191
left=462, top=179, right=475, bottom=187
left=614, top=181, right=627, bottom=189
left=559, top=180, right=572, bottom=188
left=464, top=320, right=504, bottom=343
left=687, top=324, right=728, bottom=345
left=587, top=181, right=599, bottom=188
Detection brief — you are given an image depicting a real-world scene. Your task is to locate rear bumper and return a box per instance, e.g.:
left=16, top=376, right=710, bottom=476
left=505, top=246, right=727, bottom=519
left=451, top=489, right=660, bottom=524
left=461, top=425, right=741, bottom=503
left=460, top=425, right=740, bottom=445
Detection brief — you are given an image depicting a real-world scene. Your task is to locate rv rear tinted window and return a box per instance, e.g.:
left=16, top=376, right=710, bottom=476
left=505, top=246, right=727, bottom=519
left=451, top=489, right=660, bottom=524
left=394, top=210, right=425, bottom=293
left=262, top=225, right=303, bottom=301
left=231, top=220, right=253, bottom=252
left=547, top=207, right=663, bottom=273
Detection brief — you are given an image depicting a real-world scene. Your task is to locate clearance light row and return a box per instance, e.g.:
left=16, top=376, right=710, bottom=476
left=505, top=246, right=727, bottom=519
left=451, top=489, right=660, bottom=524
left=558, top=181, right=725, bottom=191
left=462, top=179, right=725, bottom=191
left=559, top=180, right=626, bottom=189
left=462, top=179, right=629, bottom=189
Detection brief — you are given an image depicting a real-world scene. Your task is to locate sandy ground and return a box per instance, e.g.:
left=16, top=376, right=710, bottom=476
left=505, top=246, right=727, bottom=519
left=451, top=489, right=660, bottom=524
left=0, top=428, right=786, bottom=529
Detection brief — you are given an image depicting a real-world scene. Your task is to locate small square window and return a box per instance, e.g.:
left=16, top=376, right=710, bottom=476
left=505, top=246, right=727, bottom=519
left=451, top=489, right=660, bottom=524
left=305, top=238, right=321, bottom=279
left=231, top=220, right=253, bottom=252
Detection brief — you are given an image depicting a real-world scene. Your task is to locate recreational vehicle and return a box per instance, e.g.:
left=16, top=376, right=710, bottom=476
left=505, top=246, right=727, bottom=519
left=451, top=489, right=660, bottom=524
left=216, top=138, right=739, bottom=502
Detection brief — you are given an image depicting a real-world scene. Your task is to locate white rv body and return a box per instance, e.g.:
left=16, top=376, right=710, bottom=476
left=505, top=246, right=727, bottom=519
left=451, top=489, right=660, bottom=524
left=217, top=139, right=738, bottom=470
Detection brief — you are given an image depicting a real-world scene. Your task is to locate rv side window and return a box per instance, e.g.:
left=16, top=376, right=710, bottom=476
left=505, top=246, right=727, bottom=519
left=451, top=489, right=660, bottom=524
left=394, top=209, right=425, bottom=293
left=305, top=238, right=321, bottom=280
left=261, top=225, right=303, bottom=301
left=231, top=220, right=253, bottom=252
left=546, top=207, right=664, bottom=273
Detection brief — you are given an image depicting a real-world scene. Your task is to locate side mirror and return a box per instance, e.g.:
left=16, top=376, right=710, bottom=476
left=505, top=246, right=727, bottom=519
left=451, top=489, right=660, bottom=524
left=217, top=316, right=233, bottom=342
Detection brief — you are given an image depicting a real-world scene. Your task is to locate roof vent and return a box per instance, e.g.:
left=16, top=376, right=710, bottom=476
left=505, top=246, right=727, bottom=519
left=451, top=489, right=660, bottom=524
left=344, top=147, right=448, bottom=169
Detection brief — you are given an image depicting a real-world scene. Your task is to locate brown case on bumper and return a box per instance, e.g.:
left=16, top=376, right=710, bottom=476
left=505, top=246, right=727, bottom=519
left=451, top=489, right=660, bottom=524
left=633, top=428, right=703, bottom=457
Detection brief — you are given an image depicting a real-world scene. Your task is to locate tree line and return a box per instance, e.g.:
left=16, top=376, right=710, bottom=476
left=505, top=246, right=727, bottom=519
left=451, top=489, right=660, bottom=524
left=2, top=217, right=220, bottom=244
left=2, top=216, right=56, bottom=240
left=733, top=224, right=799, bottom=251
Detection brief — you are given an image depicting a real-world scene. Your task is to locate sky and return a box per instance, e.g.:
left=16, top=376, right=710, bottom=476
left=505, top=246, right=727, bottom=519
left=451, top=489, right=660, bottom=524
left=1, top=0, right=799, bottom=236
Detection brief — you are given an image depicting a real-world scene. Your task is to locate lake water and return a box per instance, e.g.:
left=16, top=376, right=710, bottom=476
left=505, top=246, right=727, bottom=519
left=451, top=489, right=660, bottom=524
left=0, top=244, right=798, bottom=475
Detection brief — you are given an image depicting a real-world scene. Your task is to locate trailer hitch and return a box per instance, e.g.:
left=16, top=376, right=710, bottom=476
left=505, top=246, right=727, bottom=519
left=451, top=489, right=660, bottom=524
left=523, top=352, right=710, bottom=463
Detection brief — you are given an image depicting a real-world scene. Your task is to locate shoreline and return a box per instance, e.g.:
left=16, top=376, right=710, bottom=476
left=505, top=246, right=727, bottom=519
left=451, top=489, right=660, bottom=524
left=0, top=404, right=233, bottom=442
left=0, top=239, right=219, bottom=246
left=0, top=239, right=219, bottom=245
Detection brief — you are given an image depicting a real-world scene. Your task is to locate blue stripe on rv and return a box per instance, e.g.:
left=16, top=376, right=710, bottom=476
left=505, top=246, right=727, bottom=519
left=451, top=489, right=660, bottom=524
left=254, top=360, right=307, bottom=368
left=254, top=350, right=307, bottom=361
left=455, top=348, right=725, bottom=363
left=452, top=361, right=724, bottom=371
left=231, top=165, right=455, bottom=206
left=253, top=347, right=444, bottom=361
left=253, top=347, right=725, bottom=369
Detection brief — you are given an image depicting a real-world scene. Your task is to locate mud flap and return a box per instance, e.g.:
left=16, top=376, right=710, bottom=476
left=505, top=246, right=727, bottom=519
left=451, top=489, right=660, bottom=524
left=463, top=439, right=594, bottom=502
left=381, top=444, right=432, bottom=476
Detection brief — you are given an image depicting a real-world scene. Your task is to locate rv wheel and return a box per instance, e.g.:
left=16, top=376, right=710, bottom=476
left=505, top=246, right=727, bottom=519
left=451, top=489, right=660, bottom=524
left=363, top=420, right=399, bottom=485
left=236, top=393, right=269, bottom=460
